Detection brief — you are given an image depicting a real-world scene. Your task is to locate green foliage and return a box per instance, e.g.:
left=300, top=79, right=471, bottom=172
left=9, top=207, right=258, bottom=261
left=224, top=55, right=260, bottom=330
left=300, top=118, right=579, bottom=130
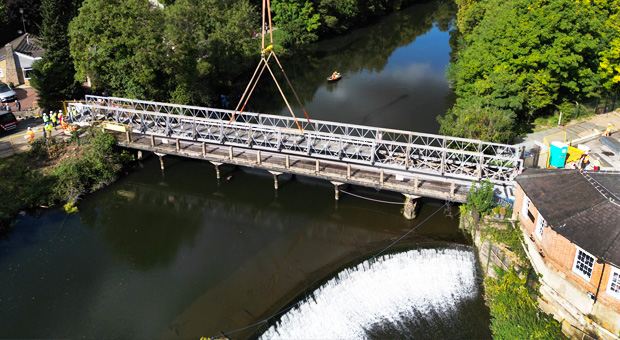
left=444, top=0, right=618, bottom=141
left=48, top=128, right=133, bottom=203
left=272, top=0, right=321, bottom=45
left=599, top=2, right=620, bottom=91
left=30, top=0, right=83, bottom=111
left=439, top=96, right=516, bottom=143
left=466, top=180, right=495, bottom=215
left=484, top=268, right=565, bottom=340
left=0, top=128, right=133, bottom=227
left=485, top=222, right=528, bottom=266
left=0, top=154, right=53, bottom=226
left=63, top=202, right=79, bottom=214
left=69, top=0, right=168, bottom=100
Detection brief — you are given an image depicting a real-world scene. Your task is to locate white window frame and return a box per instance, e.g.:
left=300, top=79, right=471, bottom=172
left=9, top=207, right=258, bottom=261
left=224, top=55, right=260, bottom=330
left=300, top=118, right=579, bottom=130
left=22, top=67, right=33, bottom=80
left=607, top=266, right=620, bottom=301
left=521, top=194, right=530, bottom=218
left=572, top=247, right=595, bottom=281
left=535, top=215, right=546, bottom=240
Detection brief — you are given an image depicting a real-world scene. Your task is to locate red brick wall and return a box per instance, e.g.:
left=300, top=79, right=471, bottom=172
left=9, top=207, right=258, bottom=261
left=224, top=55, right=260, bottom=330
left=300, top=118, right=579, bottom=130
left=515, top=184, right=620, bottom=312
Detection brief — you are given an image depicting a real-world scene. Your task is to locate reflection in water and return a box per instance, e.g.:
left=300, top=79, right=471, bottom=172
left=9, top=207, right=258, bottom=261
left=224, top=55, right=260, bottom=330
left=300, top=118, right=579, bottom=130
left=240, top=0, right=457, bottom=133
left=259, top=247, right=489, bottom=340
left=0, top=2, right=490, bottom=339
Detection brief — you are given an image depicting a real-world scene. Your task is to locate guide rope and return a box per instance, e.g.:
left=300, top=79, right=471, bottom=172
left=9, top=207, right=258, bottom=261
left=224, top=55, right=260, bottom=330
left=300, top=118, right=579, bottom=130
left=339, top=189, right=406, bottom=205
left=207, top=201, right=450, bottom=339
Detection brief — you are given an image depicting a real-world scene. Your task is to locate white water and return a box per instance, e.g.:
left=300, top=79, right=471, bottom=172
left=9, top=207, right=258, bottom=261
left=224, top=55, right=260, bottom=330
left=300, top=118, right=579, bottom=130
left=259, top=247, right=479, bottom=339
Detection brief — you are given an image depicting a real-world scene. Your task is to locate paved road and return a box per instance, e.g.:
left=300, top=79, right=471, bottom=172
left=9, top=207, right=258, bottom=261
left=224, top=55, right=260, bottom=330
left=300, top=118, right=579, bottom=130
left=0, top=117, right=66, bottom=158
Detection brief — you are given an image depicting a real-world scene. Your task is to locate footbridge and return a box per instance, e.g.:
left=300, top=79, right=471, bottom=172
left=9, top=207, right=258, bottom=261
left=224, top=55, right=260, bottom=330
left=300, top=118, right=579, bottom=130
left=66, top=95, right=523, bottom=211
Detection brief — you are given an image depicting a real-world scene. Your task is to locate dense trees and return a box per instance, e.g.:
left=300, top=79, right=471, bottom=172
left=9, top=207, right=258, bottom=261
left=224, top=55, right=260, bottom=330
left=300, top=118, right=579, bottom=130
left=441, top=0, right=620, bottom=142
left=65, top=0, right=418, bottom=105
left=30, top=0, right=83, bottom=110
left=69, top=0, right=168, bottom=100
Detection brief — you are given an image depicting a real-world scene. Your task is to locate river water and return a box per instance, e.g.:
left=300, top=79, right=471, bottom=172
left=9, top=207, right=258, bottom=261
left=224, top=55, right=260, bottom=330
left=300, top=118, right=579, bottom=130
left=0, top=1, right=491, bottom=339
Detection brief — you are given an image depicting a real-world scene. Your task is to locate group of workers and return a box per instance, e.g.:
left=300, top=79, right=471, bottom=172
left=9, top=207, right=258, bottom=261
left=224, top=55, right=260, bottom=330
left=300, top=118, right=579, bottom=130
left=25, top=109, right=75, bottom=143
left=331, top=71, right=340, bottom=80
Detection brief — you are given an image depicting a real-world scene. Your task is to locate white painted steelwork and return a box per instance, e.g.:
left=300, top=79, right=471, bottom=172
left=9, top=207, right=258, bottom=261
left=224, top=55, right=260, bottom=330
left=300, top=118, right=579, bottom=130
left=67, top=95, right=523, bottom=185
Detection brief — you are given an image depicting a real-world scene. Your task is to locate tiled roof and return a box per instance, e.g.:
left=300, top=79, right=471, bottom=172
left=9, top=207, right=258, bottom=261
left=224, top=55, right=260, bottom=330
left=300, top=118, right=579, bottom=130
left=0, top=34, right=44, bottom=59
left=516, top=169, right=620, bottom=267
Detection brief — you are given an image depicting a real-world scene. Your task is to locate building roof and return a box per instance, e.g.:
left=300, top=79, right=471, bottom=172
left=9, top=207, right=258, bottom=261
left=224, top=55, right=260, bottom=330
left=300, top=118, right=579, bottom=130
left=516, top=169, right=620, bottom=267
left=0, top=34, right=44, bottom=60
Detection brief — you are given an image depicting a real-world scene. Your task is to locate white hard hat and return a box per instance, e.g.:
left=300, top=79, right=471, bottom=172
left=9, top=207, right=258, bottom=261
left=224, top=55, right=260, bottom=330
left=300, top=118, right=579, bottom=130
left=28, top=127, right=32, bottom=130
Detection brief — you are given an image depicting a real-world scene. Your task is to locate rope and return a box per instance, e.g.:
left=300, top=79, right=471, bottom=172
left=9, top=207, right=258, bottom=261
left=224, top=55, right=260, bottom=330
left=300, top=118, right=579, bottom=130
left=208, top=201, right=449, bottom=339
left=340, top=189, right=406, bottom=205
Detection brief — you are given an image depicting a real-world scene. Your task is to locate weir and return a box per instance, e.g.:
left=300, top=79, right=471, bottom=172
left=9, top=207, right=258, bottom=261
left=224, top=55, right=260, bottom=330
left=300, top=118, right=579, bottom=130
left=257, top=247, right=483, bottom=339
left=66, top=96, right=524, bottom=206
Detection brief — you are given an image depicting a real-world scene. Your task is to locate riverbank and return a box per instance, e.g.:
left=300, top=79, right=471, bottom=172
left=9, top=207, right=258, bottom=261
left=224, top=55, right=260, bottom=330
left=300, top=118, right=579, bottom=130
left=0, top=127, right=133, bottom=234
left=459, top=185, right=566, bottom=339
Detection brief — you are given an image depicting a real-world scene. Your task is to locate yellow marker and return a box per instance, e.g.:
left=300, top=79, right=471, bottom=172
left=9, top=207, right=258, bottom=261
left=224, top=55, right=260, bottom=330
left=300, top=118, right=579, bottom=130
left=262, top=44, right=273, bottom=53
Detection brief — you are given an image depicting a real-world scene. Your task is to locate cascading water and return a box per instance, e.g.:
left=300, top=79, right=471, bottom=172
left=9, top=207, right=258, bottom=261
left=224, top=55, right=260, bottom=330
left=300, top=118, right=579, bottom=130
left=258, top=247, right=487, bottom=339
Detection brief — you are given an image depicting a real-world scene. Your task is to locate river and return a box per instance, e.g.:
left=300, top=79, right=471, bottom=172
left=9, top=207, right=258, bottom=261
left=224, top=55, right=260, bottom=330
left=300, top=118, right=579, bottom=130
left=0, top=1, right=491, bottom=339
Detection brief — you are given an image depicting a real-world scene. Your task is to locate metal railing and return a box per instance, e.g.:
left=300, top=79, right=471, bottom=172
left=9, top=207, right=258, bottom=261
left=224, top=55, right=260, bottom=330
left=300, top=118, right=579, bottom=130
left=67, top=95, right=524, bottom=185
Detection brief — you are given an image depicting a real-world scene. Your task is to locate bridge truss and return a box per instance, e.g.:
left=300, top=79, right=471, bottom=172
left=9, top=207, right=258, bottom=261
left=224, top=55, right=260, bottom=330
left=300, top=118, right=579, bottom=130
left=67, top=95, right=523, bottom=186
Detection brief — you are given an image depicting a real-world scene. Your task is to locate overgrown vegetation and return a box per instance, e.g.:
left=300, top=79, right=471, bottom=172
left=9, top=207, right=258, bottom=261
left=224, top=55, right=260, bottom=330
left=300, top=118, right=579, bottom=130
left=462, top=181, right=565, bottom=339
left=485, top=267, right=566, bottom=339
left=441, top=0, right=620, bottom=142
left=0, top=128, right=133, bottom=232
left=466, top=179, right=495, bottom=216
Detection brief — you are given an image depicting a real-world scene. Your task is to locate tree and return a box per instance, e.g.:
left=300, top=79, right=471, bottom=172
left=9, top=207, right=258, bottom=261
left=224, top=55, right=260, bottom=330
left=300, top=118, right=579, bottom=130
left=272, top=0, right=321, bottom=45
left=442, top=0, right=615, bottom=141
left=164, top=0, right=257, bottom=105
left=69, top=0, right=168, bottom=100
left=30, top=0, right=83, bottom=111
left=600, top=2, right=620, bottom=91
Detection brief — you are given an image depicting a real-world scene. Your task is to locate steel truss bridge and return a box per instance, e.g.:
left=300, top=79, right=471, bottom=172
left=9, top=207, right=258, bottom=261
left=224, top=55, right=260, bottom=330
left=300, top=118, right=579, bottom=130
left=66, top=95, right=523, bottom=204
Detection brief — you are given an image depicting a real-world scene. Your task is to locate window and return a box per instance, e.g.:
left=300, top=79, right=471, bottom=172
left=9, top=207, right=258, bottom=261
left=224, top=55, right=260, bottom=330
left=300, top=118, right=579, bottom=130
left=535, top=215, right=546, bottom=240
left=521, top=195, right=530, bottom=218
left=22, top=67, right=33, bottom=80
left=572, top=248, right=595, bottom=281
left=607, top=266, right=620, bottom=300
left=0, top=68, right=4, bottom=78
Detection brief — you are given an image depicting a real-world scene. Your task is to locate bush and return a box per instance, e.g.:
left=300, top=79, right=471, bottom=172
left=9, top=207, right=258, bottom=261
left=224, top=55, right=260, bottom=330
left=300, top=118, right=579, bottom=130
left=467, top=180, right=495, bottom=216
left=485, top=268, right=566, bottom=340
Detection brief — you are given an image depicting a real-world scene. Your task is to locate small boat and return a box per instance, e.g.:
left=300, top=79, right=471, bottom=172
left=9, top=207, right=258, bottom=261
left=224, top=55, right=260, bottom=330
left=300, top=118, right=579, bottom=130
left=327, top=73, right=342, bottom=82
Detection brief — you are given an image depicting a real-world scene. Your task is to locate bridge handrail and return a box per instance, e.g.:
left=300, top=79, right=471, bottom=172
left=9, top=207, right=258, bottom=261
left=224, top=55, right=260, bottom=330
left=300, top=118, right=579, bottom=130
left=84, top=95, right=523, bottom=157
left=69, top=97, right=523, bottom=185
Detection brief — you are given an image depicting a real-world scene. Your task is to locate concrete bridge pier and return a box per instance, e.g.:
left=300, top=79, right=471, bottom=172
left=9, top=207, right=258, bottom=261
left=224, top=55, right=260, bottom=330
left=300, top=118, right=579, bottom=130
left=137, top=150, right=144, bottom=160
left=403, top=194, right=421, bottom=220
left=331, top=181, right=344, bottom=201
left=210, top=161, right=223, bottom=180
left=154, top=153, right=166, bottom=175
left=269, top=171, right=282, bottom=190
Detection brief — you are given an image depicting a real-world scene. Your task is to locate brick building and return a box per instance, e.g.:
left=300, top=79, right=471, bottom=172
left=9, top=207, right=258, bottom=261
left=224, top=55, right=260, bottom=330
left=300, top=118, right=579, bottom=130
left=515, top=169, right=620, bottom=338
left=0, top=33, right=44, bottom=87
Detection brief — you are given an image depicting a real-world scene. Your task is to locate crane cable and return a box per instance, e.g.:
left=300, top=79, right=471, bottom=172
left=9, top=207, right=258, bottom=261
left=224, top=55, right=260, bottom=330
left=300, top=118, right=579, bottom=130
left=228, top=0, right=311, bottom=131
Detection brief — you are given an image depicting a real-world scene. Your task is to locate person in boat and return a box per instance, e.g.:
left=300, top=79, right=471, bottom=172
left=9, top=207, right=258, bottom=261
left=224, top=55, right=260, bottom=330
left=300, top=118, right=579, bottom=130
left=332, top=71, right=339, bottom=80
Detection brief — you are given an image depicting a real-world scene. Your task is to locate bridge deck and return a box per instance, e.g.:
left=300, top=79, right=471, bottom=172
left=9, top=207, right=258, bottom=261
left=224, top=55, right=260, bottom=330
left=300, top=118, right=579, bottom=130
left=115, top=132, right=469, bottom=202
left=66, top=95, right=524, bottom=202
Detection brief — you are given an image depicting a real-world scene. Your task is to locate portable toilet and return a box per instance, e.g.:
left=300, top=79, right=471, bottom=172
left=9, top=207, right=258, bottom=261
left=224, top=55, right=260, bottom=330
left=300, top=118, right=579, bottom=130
left=549, top=141, right=568, bottom=168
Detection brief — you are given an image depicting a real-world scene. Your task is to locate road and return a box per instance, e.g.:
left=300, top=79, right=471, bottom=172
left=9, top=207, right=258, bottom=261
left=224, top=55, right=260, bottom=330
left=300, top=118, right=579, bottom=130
left=0, top=117, right=66, bottom=158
